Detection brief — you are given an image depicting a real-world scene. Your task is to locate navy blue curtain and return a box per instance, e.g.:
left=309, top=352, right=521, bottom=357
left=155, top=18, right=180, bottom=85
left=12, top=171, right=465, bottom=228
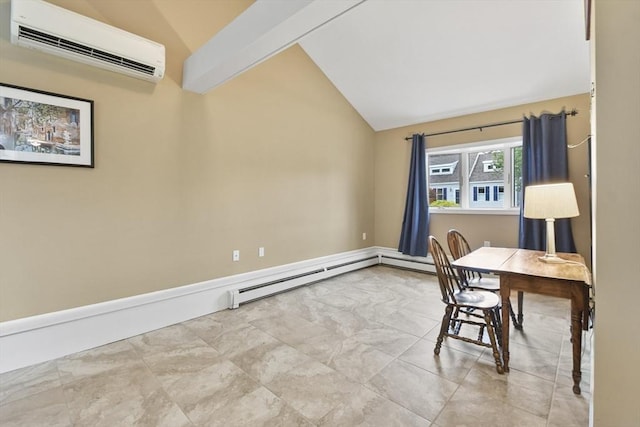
left=519, top=112, right=576, bottom=252
left=398, top=134, right=429, bottom=256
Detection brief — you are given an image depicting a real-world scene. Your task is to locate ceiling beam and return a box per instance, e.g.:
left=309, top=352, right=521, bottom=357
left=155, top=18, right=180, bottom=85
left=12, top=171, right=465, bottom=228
left=182, top=0, right=366, bottom=94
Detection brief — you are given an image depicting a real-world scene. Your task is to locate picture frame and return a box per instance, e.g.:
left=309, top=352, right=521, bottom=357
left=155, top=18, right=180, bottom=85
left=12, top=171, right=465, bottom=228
left=0, top=83, right=94, bottom=168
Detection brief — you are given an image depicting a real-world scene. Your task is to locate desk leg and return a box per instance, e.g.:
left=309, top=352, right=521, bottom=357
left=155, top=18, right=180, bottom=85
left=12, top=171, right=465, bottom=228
left=509, top=291, right=524, bottom=330
left=570, top=294, right=584, bottom=395
left=500, top=276, right=510, bottom=372
left=516, top=291, right=524, bottom=328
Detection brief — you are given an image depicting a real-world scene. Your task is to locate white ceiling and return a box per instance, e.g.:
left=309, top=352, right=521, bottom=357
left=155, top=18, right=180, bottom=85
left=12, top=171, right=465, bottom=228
left=298, top=0, right=591, bottom=131
left=182, top=0, right=366, bottom=93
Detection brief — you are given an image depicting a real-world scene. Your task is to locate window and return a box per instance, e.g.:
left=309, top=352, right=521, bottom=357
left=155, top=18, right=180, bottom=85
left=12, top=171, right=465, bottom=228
left=429, top=160, right=458, bottom=176
left=426, top=137, right=522, bottom=212
left=483, top=161, right=495, bottom=172
left=427, top=154, right=461, bottom=207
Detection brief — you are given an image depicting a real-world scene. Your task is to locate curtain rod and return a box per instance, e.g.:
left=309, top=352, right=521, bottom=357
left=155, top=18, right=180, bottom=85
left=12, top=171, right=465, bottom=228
left=403, top=108, right=578, bottom=140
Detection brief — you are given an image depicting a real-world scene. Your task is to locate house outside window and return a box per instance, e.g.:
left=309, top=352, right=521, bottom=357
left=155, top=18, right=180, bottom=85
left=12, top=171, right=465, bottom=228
left=483, top=161, right=495, bottom=172
left=427, top=154, right=461, bottom=207
left=426, top=137, right=522, bottom=212
left=429, top=160, right=458, bottom=176
left=435, top=188, right=447, bottom=200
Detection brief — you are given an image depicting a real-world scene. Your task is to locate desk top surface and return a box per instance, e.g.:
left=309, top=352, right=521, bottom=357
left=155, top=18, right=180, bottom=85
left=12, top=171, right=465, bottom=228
left=452, top=247, right=591, bottom=284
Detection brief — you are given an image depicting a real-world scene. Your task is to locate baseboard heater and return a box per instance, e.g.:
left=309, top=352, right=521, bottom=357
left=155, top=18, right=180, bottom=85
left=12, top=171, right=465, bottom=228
left=229, top=248, right=437, bottom=309
left=229, top=255, right=380, bottom=308
left=378, top=254, right=437, bottom=274
left=0, top=247, right=437, bottom=374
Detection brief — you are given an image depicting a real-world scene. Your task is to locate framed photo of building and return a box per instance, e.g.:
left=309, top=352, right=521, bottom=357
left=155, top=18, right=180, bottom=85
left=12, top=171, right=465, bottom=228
left=0, top=83, right=94, bottom=167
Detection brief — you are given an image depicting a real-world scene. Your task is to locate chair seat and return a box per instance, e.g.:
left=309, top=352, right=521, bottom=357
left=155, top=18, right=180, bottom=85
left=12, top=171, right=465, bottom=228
left=453, top=289, right=500, bottom=309
left=467, top=276, right=500, bottom=292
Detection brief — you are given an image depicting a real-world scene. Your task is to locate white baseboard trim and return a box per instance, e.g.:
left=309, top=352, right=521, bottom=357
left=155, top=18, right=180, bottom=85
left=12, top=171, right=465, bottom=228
left=377, top=247, right=436, bottom=274
left=228, top=248, right=380, bottom=308
left=0, top=246, right=434, bottom=373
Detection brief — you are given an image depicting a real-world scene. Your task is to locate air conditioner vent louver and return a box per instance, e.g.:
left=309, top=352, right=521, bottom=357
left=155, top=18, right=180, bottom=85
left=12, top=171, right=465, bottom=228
left=18, top=26, right=156, bottom=76
left=10, top=0, right=164, bottom=83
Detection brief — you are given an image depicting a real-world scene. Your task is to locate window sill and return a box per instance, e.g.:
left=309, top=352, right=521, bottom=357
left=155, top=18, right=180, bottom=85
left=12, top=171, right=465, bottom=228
left=429, top=208, right=521, bottom=216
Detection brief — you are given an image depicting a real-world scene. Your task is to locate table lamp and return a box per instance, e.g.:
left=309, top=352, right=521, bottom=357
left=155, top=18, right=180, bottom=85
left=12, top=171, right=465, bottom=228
left=523, top=182, right=579, bottom=263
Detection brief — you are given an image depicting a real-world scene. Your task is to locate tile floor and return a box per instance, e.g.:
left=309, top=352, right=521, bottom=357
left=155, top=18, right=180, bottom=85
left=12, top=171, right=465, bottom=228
left=0, top=266, right=592, bottom=426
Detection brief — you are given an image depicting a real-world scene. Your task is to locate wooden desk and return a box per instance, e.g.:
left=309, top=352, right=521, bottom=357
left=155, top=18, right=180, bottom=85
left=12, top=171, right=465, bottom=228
left=452, top=247, right=591, bottom=394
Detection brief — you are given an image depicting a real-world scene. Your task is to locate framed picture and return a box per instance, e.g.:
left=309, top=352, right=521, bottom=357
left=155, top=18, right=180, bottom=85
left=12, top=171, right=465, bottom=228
left=0, top=83, right=94, bottom=168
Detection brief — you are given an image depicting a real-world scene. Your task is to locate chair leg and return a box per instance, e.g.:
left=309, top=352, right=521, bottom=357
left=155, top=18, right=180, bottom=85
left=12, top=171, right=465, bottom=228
left=435, top=305, right=453, bottom=355
left=508, top=293, right=524, bottom=330
left=450, top=306, right=462, bottom=334
left=452, top=319, right=462, bottom=335
left=483, top=309, right=504, bottom=374
left=493, top=307, right=503, bottom=347
left=509, top=301, right=521, bottom=330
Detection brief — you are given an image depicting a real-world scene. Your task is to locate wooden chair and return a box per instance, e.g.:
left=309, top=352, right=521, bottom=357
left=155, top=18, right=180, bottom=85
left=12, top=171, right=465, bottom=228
left=429, top=235, right=504, bottom=374
left=447, top=229, right=519, bottom=327
left=447, top=229, right=501, bottom=291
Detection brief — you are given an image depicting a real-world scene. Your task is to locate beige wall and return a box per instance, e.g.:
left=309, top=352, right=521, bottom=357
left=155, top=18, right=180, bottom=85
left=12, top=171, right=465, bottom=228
left=1, top=0, right=634, bottom=423
left=591, top=0, right=640, bottom=425
left=374, top=94, right=592, bottom=262
left=0, top=0, right=375, bottom=321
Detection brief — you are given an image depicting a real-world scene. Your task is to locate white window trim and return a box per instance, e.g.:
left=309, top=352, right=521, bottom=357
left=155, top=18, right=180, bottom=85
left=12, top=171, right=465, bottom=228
left=426, top=136, right=521, bottom=215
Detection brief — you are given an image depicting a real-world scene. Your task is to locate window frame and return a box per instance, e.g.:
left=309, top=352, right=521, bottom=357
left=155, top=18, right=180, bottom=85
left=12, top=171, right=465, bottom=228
left=426, top=136, right=521, bottom=215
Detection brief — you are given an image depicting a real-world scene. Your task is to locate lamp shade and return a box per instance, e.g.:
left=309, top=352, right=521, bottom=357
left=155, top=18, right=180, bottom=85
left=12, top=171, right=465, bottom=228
left=523, top=183, right=579, bottom=219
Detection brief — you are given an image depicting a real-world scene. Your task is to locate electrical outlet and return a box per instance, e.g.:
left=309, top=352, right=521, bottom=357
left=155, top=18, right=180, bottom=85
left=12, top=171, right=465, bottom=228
left=232, top=250, right=240, bottom=261
left=259, top=247, right=265, bottom=257
left=484, top=241, right=491, bottom=247
left=362, top=232, right=367, bottom=240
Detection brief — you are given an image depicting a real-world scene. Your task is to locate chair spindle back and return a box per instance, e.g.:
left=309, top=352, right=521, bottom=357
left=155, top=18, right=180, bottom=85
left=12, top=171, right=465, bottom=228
left=428, top=236, right=464, bottom=305
left=447, top=229, right=483, bottom=284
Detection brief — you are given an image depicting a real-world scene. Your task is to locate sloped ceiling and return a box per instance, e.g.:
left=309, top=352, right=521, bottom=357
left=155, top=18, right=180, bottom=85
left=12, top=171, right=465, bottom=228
left=298, top=0, right=591, bottom=131
left=45, top=0, right=591, bottom=132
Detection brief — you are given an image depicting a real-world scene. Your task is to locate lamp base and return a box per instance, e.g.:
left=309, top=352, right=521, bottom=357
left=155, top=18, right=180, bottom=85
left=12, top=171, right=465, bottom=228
left=538, top=253, right=567, bottom=264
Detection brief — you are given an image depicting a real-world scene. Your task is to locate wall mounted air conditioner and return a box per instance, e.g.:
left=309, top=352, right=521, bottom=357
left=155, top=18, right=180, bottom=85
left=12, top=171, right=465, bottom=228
left=10, top=0, right=165, bottom=83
